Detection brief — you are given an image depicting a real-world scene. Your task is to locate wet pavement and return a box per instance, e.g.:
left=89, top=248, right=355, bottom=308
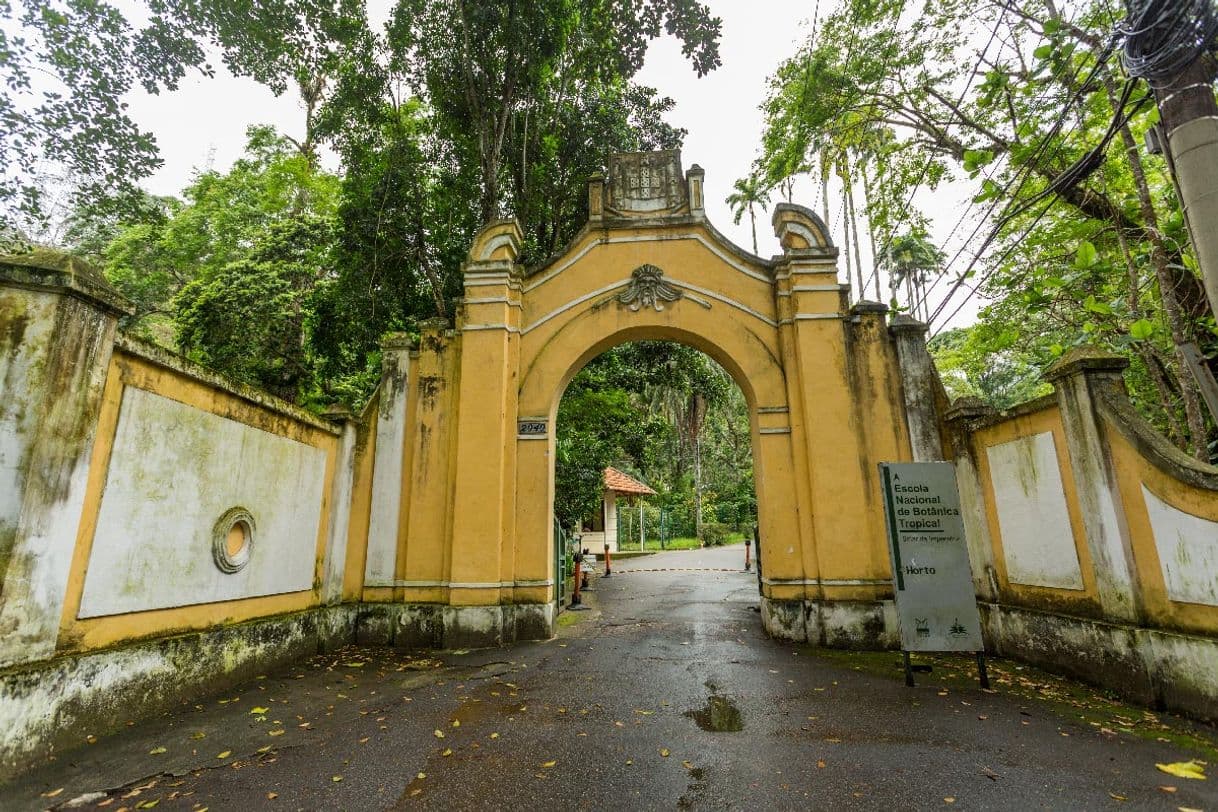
left=5, top=543, right=1218, bottom=811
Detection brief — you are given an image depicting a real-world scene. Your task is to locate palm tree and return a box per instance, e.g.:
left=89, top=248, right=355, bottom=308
left=878, top=232, right=945, bottom=320
left=726, top=174, right=771, bottom=254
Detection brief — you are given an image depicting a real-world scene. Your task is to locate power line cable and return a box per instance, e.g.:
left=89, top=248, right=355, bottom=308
left=923, top=32, right=1127, bottom=325
left=911, top=3, right=1110, bottom=314
left=1122, top=0, right=1218, bottom=86
left=928, top=80, right=1152, bottom=331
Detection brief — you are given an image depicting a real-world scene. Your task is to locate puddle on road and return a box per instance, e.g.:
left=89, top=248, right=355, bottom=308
left=685, top=695, right=744, bottom=732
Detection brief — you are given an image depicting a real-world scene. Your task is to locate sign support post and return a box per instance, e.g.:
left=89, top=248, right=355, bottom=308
left=879, top=462, right=988, bottom=689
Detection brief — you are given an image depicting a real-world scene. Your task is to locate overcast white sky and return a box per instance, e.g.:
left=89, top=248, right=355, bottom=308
left=124, top=0, right=981, bottom=328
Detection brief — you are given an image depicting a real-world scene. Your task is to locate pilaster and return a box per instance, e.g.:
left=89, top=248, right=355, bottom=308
left=889, top=314, right=945, bottom=461
left=448, top=221, right=524, bottom=607
left=320, top=406, right=357, bottom=605
left=1044, top=348, right=1141, bottom=623
left=363, top=333, right=411, bottom=588
left=943, top=397, right=1001, bottom=601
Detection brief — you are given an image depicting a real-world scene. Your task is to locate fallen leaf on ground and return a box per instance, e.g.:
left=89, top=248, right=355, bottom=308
left=490, top=732, right=499, bottom=739
left=1156, top=761, right=1206, bottom=780
left=331, top=775, right=343, bottom=783
left=190, top=732, right=206, bottom=740
left=149, top=747, right=167, bottom=755
left=541, top=760, right=557, bottom=768
left=40, top=789, right=63, bottom=798
left=817, top=760, right=826, bottom=769
left=1159, top=786, right=1178, bottom=793
left=452, top=720, right=460, bottom=728
left=216, top=751, right=231, bottom=759
left=344, top=662, right=365, bottom=668
left=266, top=792, right=278, bottom=800
left=442, top=748, right=452, bottom=757
left=943, top=798, right=955, bottom=804
left=268, top=729, right=285, bottom=737
left=660, top=748, right=670, bottom=757
left=1109, top=792, right=1127, bottom=801
left=416, top=772, right=426, bottom=780
left=433, top=730, right=445, bottom=739
left=682, top=761, right=694, bottom=770
left=250, top=707, right=269, bottom=715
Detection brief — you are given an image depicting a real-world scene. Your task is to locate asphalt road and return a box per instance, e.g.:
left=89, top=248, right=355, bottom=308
left=6, top=544, right=1217, bottom=811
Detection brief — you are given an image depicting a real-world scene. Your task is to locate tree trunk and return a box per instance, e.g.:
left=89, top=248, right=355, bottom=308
left=861, top=163, right=882, bottom=300
left=694, top=434, right=703, bottom=546
left=749, top=204, right=758, bottom=254
left=1105, top=75, right=1211, bottom=459
left=843, top=156, right=865, bottom=296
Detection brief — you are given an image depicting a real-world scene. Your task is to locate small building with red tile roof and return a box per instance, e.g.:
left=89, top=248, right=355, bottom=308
left=578, top=467, right=656, bottom=553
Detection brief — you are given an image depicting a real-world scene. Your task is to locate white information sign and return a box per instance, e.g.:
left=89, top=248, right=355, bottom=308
left=879, top=462, right=983, bottom=652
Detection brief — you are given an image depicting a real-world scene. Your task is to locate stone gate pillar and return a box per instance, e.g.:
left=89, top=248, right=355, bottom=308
left=0, top=250, right=131, bottom=667
left=890, top=314, right=946, bottom=461
left=446, top=220, right=544, bottom=646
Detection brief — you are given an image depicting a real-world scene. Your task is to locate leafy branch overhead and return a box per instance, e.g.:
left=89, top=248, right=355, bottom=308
left=10, top=0, right=722, bottom=408
left=756, top=0, right=1216, bottom=460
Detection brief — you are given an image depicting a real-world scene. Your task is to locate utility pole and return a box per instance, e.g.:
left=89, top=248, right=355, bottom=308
left=1154, top=54, right=1218, bottom=318
left=1124, top=0, right=1218, bottom=318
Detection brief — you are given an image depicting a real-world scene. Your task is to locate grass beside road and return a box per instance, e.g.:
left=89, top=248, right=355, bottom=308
left=617, top=532, right=747, bottom=551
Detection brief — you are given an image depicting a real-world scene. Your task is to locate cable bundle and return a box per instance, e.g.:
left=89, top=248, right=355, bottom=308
left=1122, top=0, right=1218, bottom=86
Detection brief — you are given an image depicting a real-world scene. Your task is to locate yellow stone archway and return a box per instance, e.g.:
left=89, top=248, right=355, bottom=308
left=403, top=150, right=919, bottom=647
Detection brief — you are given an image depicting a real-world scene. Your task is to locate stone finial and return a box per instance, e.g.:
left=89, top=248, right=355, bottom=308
left=322, top=404, right=355, bottom=423
left=771, top=203, right=832, bottom=250
left=1042, top=346, right=1129, bottom=383
left=467, top=219, right=523, bottom=263
left=587, top=173, right=605, bottom=220
left=686, top=164, right=705, bottom=214
left=850, top=300, right=889, bottom=317
left=0, top=247, right=132, bottom=316
left=888, top=312, right=929, bottom=335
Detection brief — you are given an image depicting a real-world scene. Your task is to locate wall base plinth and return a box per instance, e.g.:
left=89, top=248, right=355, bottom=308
left=0, top=605, right=358, bottom=782
left=356, top=602, right=555, bottom=650
left=761, top=597, right=899, bottom=649
left=981, top=602, right=1218, bottom=721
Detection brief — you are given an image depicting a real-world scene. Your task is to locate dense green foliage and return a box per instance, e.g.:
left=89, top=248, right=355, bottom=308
left=14, top=1, right=722, bottom=406
left=754, top=0, right=1216, bottom=459
left=555, top=342, right=755, bottom=545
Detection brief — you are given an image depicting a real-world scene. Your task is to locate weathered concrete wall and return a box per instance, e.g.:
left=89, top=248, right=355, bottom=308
left=0, top=253, right=368, bottom=778
left=951, top=348, right=1218, bottom=720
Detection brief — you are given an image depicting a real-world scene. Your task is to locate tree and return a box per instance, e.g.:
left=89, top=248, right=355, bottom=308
left=726, top=174, right=770, bottom=254
left=878, top=232, right=945, bottom=320
left=386, top=0, right=721, bottom=224
left=756, top=0, right=1216, bottom=459
left=175, top=214, right=336, bottom=403
left=0, top=0, right=359, bottom=243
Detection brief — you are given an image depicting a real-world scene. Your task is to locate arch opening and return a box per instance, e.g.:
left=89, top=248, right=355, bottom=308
left=547, top=338, right=765, bottom=613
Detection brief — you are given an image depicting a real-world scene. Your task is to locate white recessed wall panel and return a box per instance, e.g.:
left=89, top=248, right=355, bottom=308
left=986, top=431, right=1084, bottom=590
left=1143, top=485, right=1218, bottom=607
left=78, top=387, right=327, bottom=617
